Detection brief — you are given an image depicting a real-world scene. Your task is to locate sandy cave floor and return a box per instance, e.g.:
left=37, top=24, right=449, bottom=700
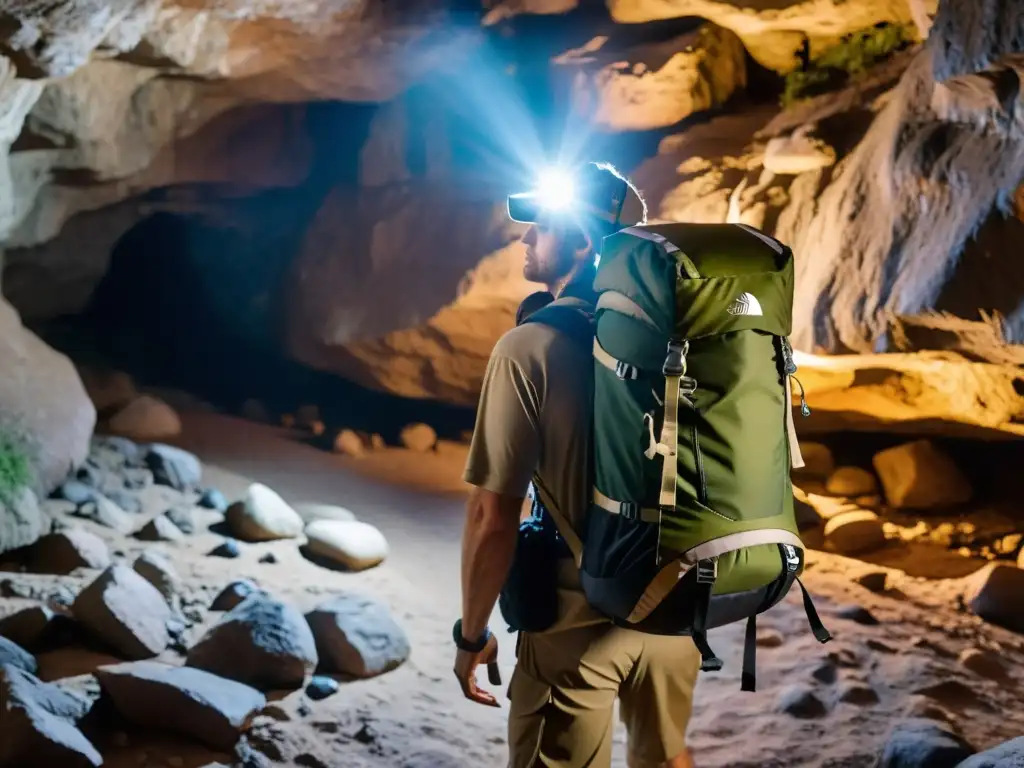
left=8, top=411, right=1024, bottom=768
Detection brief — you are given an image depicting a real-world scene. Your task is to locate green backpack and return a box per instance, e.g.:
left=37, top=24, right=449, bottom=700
left=524, top=222, right=832, bottom=692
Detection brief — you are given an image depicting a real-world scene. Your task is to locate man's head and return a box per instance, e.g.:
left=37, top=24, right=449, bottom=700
left=508, top=162, right=647, bottom=285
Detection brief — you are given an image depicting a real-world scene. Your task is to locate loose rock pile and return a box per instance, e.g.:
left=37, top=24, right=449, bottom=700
left=0, top=434, right=409, bottom=766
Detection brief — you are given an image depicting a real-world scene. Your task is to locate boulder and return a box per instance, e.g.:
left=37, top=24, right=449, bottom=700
left=825, top=466, right=878, bottom=497
left=293, top=503, right=357, bottom=525
left=399, top=423, right=437, bottom=453
left=226, top=483, right=304, bottom=542
left=186, top=594, right=318, bottom=691
left=0, top=606, right=58, bottom=650
left=872, top=440, right=972, bottom=510
left=956, top=738, right=1024, bottom=767
left=0, top=635, right=37, bottom=675
left=305, top=593, right=411, bottom=679
left=304, top=519, right=389, bottom=571
left=823, top=510, right=887, bottom=556
left=878, top=718, right=974, bottom=768
left=31, top=528, right=110, bottom=575
left=0, top=298, right=95, bottom=496
left=211, top=580, right=262, bottom=612
left=107, top=395, right=182, bottom=441
left=144, top=443, right=202, bottom=492
left=961, top=563, right=1024, bottom=634
left=0, top=487, right=45, bottom=556
left=0, top=664, right=99, bottom=767
left=96, top=660, right=266, bottom=751
left=72, top=564, right=172, bottom=659
left=132, top=550, right=182, bottom=605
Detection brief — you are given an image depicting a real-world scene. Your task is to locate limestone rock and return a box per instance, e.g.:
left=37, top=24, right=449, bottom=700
left=96, top=660, right=266, bottom=752
left=872, top=440, right=972, bottom=510
left=135, top=514, right=187, bottom=543
left=0, top=664, right=99, bottom=767
left=825, top=466, right=878, bottom=497
left=0, top=635, right=36, bottom=675
left=304, top=519, right=389, bottom=572
left=333, top=429, right=366, bottom=458
left=211, top=580, right=262, bottom=612
left=399, top=423, right=437, bottom=453
left=144, top=444, right=202, bottom=492
left=132, top=550, right=181, bottom=605
left=305, top=594, right=411, bottom=679
left=72, top=564, right=172, bottom=659
left=957, top=738, right=1024, bottom=767
left=557, top=24, right=746, bottom=132
left=878, top=718, right=974, bottom=768
left=0, top=487, right=45, bottom=556
left=961, top=563, right=1024, bottom=634
left=73, top=495, right=135, bottom=534
left=823, top=510, right=886, bottom=555
left=226, top=483, right=304, bottom=542
left=31, top=528, right=110, bottom=575
left=107, top=395, right=182, bottom=442
left=0, top=298, right=95, bottom=496
left=186, top=594, right=318, bottom=691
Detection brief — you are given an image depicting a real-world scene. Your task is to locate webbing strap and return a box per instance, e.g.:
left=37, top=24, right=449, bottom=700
left=530, top=476, right=583, bottom=569
left=796, top=577, right=833, bottom=644
left=692, top=559, right=723, bottom=672
left=592, top=488, right=661, bottom=523
left=659, top=373, right=681, bottom=510
left=741, top=614, right=757, bottom=692
left=785, top=377, right=805, bottom=469
left=592, top=338, right=639, bottom=380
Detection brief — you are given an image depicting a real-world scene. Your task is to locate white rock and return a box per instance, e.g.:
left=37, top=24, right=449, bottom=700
left=399, top=423, right=436, bottom=453
left=225, top=483, right=304, bottom=542
left=305, top=519, right=388, bottom=571
left=962, top=563, right=1024, bottom=634
left=872, top=440, right=972, bottom=510
left=333, top=429, right=365, bottom=458
left=107, top=395, right=182, bottom=442
left=825, top=466, right=878, bottom=497
left=305, top=594, right=410, bottom=679
left=823, top=510, right=886, bottom=555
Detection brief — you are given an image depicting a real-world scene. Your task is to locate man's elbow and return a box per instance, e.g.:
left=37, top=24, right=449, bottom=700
left=467, top=487, right=522, bottom=534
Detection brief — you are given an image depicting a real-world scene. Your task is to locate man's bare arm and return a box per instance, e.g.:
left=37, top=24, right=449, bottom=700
left=460, top=486, right=523, bottom=641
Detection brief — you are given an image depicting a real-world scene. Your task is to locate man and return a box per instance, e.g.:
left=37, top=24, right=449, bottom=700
left=454, top=161, right=702, bottom=768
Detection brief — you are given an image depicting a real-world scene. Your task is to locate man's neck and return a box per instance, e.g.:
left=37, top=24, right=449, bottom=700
left=547, top=261, right=595, bottom=299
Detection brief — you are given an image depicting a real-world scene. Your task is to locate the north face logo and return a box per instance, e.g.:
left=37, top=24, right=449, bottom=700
left=727, top=292, right=763, bottom=316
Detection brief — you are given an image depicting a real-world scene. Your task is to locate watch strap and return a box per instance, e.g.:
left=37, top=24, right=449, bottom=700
left=453, top=619, right=490, bottom=653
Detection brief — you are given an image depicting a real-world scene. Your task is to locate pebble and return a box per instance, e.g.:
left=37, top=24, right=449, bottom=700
left=305, top=675, right=340, bottom=701
left=776, top=684, right=827, bottom=718
left=210, top=539, right=242, bottom=558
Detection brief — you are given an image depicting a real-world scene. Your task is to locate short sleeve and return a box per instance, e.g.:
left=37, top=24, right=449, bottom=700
left=462, top=345, right=543, bottom=498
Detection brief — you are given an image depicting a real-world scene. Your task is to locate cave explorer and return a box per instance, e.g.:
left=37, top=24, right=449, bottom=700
left=454, top=161, right=702, bottom=768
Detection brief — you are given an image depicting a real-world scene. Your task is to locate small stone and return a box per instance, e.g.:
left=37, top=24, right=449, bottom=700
left=333, top=429, right=365, bottom=458
left=186, top=594, right=318, bottom=691
left=145, top=444, right=202, bottom=492
left=305, top=675, right=339, bottom=701
left=305, top=594, right=410, bottom=679
left=96, top=660, right=267, bottom=752
left=835, top=682, right=879, bottom=705
left=824, top=509, right=886, bottom=555
left=198, top=488, right=228, bottom=512
left=74, top=496, right=134, bottom=534
left=133, top=550, right=181, bottom=604
left=31, top=528, right=110, bottom=575
left=166, top=507, right=198, bottom=534
left=872, top=440, right=972, bottom=510
left=399, top=423, right=436, bottom=452
left=210, top=539, right=241, bottom=558
left=810, top=660, right=838, bottom=684
left=304, top=519, right=388, bottom=571
left=776, top=684, right=827, bottom=718
left=854, top=571, right=888, bottom=592
left=212, top=580, right=261, bottom=612
left=962, top=563, right=1024, bottom=633
left=825, top=466, right=877, bottom=497
left=226, top=484, right=304, bottom=542
left=878, top=718, right=974, bottom=768
left=0, top=636, right=37, bottom=675
left=108, top=395, right=182, bottom=442
left=258, top=552, right=278, bottom=564
left=72, top=564, right=172, bottom=659
left=957, top=648, right=1005, bottom=679
left=836, top=605, right=879, bottom=626
left=136, top=515, right=186, bottom=543
left=755, top=629, right=784, bottom=648
left=55, top=480, right=99, bottom=506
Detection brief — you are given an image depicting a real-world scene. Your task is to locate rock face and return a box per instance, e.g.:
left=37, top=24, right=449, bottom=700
left=0, top=298, right=94, bottom=495
left=96, top=661, right=266, bottom=752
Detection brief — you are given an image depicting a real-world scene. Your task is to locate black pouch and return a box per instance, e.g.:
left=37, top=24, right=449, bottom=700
left=498, top=493, right=568, bottom=633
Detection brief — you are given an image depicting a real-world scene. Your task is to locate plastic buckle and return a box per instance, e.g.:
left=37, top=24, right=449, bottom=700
left=782, top=544, right=801, bottom=573
left=680, top=376, right=698, bottom=395
left=662, top=339, right=688, bottom=377
left=696, top=559, right=718, bottom=584
left=615, top=361, right=637, bottom=380
left=619, top=502, right=639, bottom=521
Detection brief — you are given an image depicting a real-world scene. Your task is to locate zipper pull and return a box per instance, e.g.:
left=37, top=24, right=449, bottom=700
left=782, top=337, right=798, bottom=375
left=792, top=374, right=811, bottom=417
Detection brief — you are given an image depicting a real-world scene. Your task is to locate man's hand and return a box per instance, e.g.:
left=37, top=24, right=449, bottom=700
left=454, top=633, right=501, bottom=707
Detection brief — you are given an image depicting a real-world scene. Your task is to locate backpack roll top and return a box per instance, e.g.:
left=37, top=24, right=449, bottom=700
left=582, top=222, right=831, bottom=691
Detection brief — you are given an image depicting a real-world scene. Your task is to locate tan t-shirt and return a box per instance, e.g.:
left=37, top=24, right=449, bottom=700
left=463, top=319, right=607, bottom=630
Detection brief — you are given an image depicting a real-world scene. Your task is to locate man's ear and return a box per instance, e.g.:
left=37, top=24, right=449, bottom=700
left=572, top=227, right=593, bottom=259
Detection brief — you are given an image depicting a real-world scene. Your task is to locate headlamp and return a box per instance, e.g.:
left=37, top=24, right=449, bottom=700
left=507, top=166, right=578, bottom=223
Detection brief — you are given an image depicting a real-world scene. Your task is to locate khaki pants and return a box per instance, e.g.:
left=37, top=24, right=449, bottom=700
left=506, top=623, right=701, bottom=768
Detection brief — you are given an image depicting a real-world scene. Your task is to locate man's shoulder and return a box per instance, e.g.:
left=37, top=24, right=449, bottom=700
left=493, top=314, right=590, bottom=370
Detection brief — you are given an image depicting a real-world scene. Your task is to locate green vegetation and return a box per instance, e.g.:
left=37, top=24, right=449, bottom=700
left=0, top=426, right=32, bottom=502
left=782, top=23, right=915, bottom=107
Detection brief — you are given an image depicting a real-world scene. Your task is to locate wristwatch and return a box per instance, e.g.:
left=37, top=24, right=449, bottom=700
left=453, top=619, right=491, bottom=652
